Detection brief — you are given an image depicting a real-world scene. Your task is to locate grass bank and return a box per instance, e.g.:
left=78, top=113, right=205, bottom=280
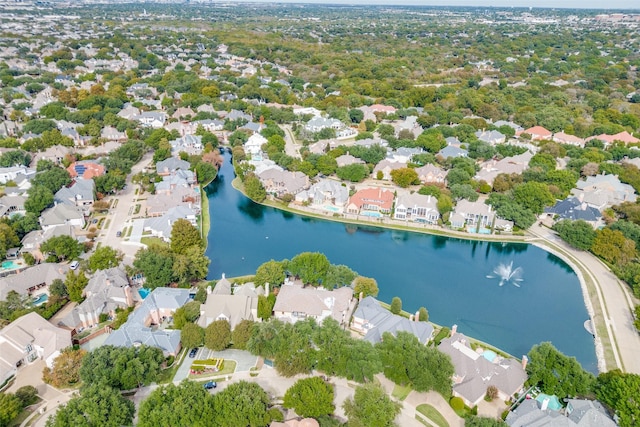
left=201, top=185, right=210, bottom=246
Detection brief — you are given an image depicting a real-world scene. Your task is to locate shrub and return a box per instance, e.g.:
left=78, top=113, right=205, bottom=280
left=450, top=396, right=465, bottom=411
left=485, top=385, right=499, bottom=402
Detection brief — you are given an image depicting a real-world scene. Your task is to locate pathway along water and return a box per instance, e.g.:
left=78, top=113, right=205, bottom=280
left=205, top=152, right=597, bottom=372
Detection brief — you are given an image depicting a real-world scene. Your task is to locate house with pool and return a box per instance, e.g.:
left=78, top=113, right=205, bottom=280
left=346, top=187, right=395, bottom=217
left=438, top=327, right=527, bottom=407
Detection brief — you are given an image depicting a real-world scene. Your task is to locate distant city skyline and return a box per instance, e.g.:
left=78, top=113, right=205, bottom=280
left=222, top=0, right=638, bottom=11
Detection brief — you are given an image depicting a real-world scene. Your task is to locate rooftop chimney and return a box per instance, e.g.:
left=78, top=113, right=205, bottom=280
left=415, top=310, right=420, bottom=322
left=522, top=355, right=528, bottom=370
left=452, top=324, right=458, bottom=335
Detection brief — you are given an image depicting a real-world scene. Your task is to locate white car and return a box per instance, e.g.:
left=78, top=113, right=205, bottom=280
left=70, top=261, right=80, bottom=270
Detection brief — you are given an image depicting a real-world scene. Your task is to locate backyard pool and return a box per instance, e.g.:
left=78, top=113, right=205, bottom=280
left=138, top=288, right=151, bottom=299
left=32, top=294, right=48, bottom=306
left=361, top=211, right=382, bottom=218
left=1, top=260, right=16, bottom=270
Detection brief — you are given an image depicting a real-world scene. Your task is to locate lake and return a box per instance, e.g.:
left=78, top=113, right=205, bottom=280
left=205, top=153, right=597, bottom=372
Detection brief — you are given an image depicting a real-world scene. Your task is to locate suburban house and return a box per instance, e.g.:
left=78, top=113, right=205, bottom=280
left=67, top=161, right=105, bottom=180
left=506, top=397, right=616, bottom=427
left=156, top=157, right=191, bottom=176
left=136, top=111, right=167, bottom=128
left=244, top=133, right=268, bottom=157
left=170, top=134, right=203, bottom=155
left=552, top=131, right=586, bottom=147
left=39, top=203, right=85, bottom=231
left=144, top=205, right=198, bottom=241
left=294, top=179, right=349, bottom=209
left=394, top=193, right=440, bottom=224
left=0, top=194, right=26, bottom=218
left=439, top=330, right=527, bottom=407
left=450, top=200, right=495, bottom=230
left=100, top=126, right=127, bottom=142
left=195, top=119, right=224, bottom=132
left=475, top=151, right=532, bottom=185
left=387, top=147, right=423, bottom=164
left=0, top=312, right=72, bottom=385
left=346, top=187, right=395, bottom=216
left=198, top=275, right=265, bottom=329
left=305, top=116, right=344, bottom=133
left=475, top=130, right=506, bottom=145
left=104, top=287, right=191, bottom=356
left=521, top=126, right=552, bottom=141
left=414, top=164, right=447, bottom=184
left=0, top=263, right=68, bottom=300
left=0, top=166, right=35, bottom=185
left=544, top=197, right=602, bottom=227
left=359, top=104, right=397, bottom=122
left=257, top=169, right=309, bottom=197
left=372, top=159, right=408, bottom=181
left=227, top=109, right=252, bottom=122
left=172, top=107, right=196, bottom=120
left=21, top=225, right=77, bottom=258
left=586, top=131, right=640, bottom=146
left=59, top=267, right=137, bottom=330
left=351, top=296, right=434, bottom=344
left=117, top=105, right=141, bottom=120
left=335, top=154, right=365, bottom=167
left=438, top=143, right=468, bottom=159
left=571, top=174, right=637, bottom=209
left=494, top=120, right=524, bottom=134
left=273, top=278, right=354, bottom=327
left=54, top=178, right=96, bottom=214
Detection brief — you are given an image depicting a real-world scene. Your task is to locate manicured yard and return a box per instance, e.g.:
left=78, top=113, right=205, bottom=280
left=416, top=404, right=449, bottom=427
left=140, top=237, right=169, bottom=248
left=392, top=384, right=412, bottom=401
left=188, top=360, right=236, bottom=379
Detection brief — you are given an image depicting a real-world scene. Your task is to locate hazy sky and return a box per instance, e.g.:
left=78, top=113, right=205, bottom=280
left=236, top=0, right=638, bottom=10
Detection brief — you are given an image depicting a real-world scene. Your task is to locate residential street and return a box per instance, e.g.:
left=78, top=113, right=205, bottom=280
left=100, top=152, right=153, bottom=263
left=528, top=223, right=640, bottom=374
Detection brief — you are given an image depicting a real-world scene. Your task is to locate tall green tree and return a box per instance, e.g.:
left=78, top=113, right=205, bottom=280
left=170, top=219, right=203, bottom=254
left=45, top=384, right=134, bottom=427
left=254, top=259, right=286, bottom=288
left=526, top=342, right=595, bottom=397
left=25, top=185, right=54, bottom=215
left=353, top=276, right=379, bottom=297
left=343, top=383, right=401, bottom=427
left=212, top=381, right=272, bottom=427
left=389, top=297, right=402, bottom=314
left=180, top=323, right=205, bottom=350
left=87, top=246, right=123, bottom=271
left=288, top=252, right=330, bottom=285
left=66, top=271, right=89, bottom=302
left=205, top=319, right=231, bottom=351
left=552, top=220, right=597, bottom=250
left=284, top=377, right=335, bottom=419
left=133, top=247, right=174, bottom=289
left=137, top=381, right=214, bottom=427
left=595, top=370, right=640, bottom=427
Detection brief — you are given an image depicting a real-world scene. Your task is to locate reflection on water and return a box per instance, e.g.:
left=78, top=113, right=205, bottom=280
left=547, top=252, right=576, bottom=274
left=237, top=198, right=264, bottom=222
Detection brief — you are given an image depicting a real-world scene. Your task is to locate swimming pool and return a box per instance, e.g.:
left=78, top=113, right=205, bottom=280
left=32, top=294, right=48, bottom=306
left=323, top=205, right=341, bottom=213
left=361, top=211, right=382, bottom=218
left=1, top=261, right=16, bottom=270
left=138, top=288, right=151, bottom=299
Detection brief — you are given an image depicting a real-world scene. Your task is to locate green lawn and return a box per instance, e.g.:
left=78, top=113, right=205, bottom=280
left=392, top=384, right=412, bottom=401
left=140, top=237, right=169, bottom=249
left=188, top=360, right=236, bottom=379
left=416, top=404, right=449, bottom=427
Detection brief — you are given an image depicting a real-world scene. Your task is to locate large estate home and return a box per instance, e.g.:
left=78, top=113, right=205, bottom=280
left=394, top=192, right=440, bottom=224
left=273, top=278, right=355, bottom=327
left=346, top=188, right=394, bottom=216
left=198, top=274, right=265, bottom=329
left=439, top=328, right=527, bottom=407
left=351, top=296, right=434, bottom=344
left=104, top=287, right=191, bottom=356
left=0, top=312, right=72, bottom=385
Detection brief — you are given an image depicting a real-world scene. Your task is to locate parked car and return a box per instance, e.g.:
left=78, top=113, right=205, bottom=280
left=116, top=230, right=122, bottom=237
left=204, top=381, right=217, bottom=390
left=189, top=348, right=198, bottom=358
left=70, top=260, right=80, bottom=270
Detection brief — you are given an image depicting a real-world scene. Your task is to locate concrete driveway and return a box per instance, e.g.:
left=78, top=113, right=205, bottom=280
left=206, top=349, right=258, bottom=372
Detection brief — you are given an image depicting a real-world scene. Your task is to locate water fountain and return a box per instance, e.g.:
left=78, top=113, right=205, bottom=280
left=486, top=261, right=523, bottom=287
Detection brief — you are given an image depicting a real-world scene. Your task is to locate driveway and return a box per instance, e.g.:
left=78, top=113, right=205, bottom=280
left=206, top=349, right=257, bottom=372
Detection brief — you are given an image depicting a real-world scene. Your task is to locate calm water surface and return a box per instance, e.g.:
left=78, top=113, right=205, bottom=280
left=205, top=153, right=597, bottom=372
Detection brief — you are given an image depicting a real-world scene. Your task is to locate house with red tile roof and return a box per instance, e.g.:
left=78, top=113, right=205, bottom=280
left=521, top=126, right=552, bottom=141
left=67, top=161, right=105, bottom=179
left=586, top=131, right=640, bottom=146
left=346, top=187, right=395, bottom=215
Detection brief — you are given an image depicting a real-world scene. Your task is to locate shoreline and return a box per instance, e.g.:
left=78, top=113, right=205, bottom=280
left=219, top=177, right=611, bottom=371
